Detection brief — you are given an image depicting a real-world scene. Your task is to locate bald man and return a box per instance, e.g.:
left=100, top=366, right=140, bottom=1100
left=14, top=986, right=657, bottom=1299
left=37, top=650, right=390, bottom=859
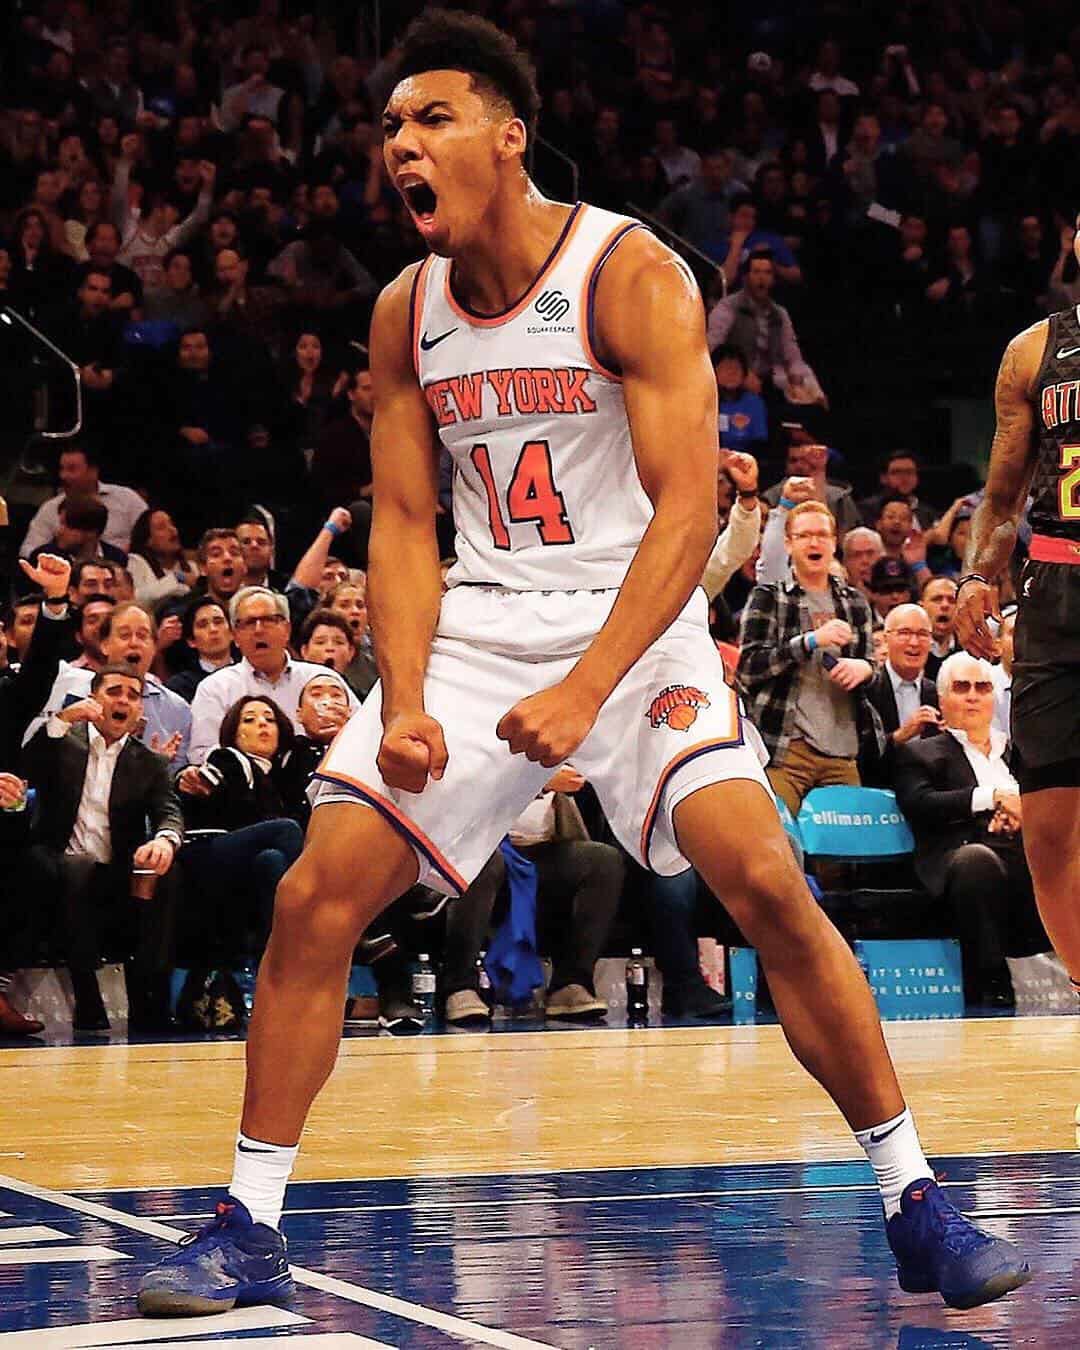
left=859, top=603, right=942, bottom=788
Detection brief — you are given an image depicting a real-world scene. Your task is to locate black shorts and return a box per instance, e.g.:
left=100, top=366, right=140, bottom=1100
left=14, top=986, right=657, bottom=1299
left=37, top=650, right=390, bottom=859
left=1012, top=559, right=1080, bottom=788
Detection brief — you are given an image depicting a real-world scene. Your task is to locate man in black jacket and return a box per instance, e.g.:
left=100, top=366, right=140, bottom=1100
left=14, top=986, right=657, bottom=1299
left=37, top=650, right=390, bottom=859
left=859, top=603, right=941, bottom=788
left=21, top=664, right=184, bottom=1032
left=894, top=652, right=1049, bottom=1006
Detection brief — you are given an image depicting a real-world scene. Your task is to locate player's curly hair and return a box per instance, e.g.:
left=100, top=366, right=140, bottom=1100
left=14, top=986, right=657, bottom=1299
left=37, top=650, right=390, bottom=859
left=394, top=7, right=541, bottom=135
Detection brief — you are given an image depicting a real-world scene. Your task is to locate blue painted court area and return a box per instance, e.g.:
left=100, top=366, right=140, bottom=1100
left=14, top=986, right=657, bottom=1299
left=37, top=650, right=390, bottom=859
left=1, top=1153, right=1077, bottom=1347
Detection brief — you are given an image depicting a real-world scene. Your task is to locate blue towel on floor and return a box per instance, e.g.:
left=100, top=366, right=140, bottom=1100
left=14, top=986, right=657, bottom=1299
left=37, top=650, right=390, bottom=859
left=484, top=839, right=543, bottom=1005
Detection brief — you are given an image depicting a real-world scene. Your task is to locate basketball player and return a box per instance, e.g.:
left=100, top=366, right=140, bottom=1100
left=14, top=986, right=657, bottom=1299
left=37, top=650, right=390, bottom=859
left=137, top=11, right=1029, bottom=1316
left=955, top=212, right=1080, bottom=998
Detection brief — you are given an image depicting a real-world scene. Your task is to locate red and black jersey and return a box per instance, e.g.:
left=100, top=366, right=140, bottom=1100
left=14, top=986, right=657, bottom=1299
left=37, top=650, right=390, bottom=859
left=1032, top=305, right=1080, bottom=543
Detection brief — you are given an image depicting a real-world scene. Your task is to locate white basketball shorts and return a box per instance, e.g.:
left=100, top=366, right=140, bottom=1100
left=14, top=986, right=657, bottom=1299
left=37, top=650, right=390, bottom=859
left=312, top=584, right=771, bottom=895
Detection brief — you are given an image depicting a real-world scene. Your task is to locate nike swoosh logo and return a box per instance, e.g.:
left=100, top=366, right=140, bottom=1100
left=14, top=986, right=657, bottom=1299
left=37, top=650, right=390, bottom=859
left=237, top=1141, right=276, bottom=1154
left=420, top=327, right=457, bottom=351
left=1056, top=346, right=1080, bottom=360
left=868, top=1119, right=905, bottom=1146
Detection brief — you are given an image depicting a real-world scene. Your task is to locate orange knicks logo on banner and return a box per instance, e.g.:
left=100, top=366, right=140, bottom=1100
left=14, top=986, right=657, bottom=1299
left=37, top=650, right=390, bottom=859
left=647, top=685, right=710, bottom=732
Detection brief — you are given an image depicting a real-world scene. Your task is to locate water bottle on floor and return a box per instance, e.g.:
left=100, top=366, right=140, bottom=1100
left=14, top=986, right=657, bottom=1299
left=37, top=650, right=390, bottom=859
left=626, top=949, right=648, bottom=1026
left=413, top=954, right=436, bottom=1023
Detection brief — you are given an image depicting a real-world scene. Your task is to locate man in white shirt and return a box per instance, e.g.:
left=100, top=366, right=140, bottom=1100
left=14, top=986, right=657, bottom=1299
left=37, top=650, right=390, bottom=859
left=991, top=608, right=1016, bottom=736
left=25, top=603, right=191, bottom=769
left=185, top=587, right=357, bottom=769
left=20, top=446, right=147, bottom=557
left=894, top=652, right=1049, bottom=1006
left=21, top=664, right=184, bottom=1032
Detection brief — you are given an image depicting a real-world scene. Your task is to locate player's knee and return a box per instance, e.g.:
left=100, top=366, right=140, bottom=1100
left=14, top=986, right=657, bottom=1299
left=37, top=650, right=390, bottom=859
left=271, top=867, right=365, bottom=958
left=721, top=852, right=817, bottom=941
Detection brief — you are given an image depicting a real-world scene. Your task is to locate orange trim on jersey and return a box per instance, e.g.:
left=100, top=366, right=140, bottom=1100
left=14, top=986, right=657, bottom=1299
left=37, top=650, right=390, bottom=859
left=579, top=221, right=644, bottom=382
left=442, top=203, right=586, bottom=328
left=410, top=256, right=434, bottom=378
left=638, top=687, right=743, bottom=866
left=313, top=762, right=468, bottom=895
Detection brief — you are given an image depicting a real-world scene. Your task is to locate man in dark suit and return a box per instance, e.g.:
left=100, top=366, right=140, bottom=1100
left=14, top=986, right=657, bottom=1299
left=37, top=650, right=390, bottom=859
left=860, top=603, right=941, bottom=788
left=20, top=664, right=184, bottom=1033
left=894, top=652, right=1049, bottom=1007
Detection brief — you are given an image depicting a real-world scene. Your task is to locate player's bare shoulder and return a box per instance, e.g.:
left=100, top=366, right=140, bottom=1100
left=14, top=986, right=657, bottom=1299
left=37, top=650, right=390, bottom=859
left=370, top=261, right=426, bottom=384
left=999, top=317, right=1051, bottom=402
left=592, top=228, right=705, bottom=371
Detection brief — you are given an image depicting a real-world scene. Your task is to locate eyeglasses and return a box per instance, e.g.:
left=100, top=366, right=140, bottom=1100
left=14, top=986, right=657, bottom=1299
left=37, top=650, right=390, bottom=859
left=790, top=531, right=834, bottom=543
left=891, top=628, right=932, bottom=642
left=949, top=679, right=994, bottom=695
left=235, top=614, right=287, bottom=630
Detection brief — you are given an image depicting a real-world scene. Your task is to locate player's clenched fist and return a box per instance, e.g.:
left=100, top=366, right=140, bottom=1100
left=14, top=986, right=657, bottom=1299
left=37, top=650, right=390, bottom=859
left=377, top=711, right=449, bottom=794
left=496, top=680, right=600, bottom=768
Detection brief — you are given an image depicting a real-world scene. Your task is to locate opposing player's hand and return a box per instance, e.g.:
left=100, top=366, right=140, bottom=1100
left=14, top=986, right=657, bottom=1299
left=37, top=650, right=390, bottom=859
left=955, top=579, right=1001, bottom=661
left=377, top=711, right=448, bottom=794
left=497, top=680, right=600, bottom=768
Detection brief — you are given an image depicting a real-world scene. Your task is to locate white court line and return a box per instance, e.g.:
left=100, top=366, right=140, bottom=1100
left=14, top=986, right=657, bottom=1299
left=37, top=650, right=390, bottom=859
left=0, top=1173, right=557, bottom=1350
left=0, top=1307, right=308, bottom=1347
left=0, top=1226, right=71, bottom=1244
left=0, top=1246, right=129, bottom=1266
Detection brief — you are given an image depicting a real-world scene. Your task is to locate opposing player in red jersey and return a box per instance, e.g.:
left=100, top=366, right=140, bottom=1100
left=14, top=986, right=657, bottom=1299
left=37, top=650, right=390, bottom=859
left=138, top=10, right=1029, bottom=1317
left=957, top=211, right=1080, bottom=998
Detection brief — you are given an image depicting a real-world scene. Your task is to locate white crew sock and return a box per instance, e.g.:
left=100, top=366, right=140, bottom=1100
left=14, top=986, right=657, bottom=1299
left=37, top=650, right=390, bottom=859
left=854, top=1108, right=933, bottom=1220
left=229, top=1133, right=298, bottom=1230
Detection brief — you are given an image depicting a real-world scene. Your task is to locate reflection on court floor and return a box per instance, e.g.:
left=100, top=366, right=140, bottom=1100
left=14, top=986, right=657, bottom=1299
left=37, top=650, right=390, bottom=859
left=1, top=1151, right=1077, bottom=1347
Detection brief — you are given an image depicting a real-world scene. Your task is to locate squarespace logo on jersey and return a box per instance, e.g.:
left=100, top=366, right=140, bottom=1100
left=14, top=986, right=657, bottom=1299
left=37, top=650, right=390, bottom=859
left=527, top=289, right=575, bottom=335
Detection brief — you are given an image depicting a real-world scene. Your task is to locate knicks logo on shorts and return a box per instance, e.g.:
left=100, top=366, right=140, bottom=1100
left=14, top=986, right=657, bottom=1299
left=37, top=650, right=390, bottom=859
left=647, top=684, right=710, bottom=732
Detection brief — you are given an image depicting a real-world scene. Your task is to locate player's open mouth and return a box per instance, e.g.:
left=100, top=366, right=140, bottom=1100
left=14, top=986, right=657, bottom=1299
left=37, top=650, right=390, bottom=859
left=400, top=178, right=438, bottom=225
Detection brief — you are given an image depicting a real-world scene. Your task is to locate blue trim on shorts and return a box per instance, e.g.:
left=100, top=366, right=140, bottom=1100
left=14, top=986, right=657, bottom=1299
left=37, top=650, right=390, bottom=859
left=643, top=726, right=746, bottom=869
left=311, top=772, right=465, bottom=897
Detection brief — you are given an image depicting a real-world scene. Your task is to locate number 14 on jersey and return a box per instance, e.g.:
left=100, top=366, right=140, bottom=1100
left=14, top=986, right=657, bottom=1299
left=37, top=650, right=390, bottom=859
left=471, top=441, right=575, bottom=547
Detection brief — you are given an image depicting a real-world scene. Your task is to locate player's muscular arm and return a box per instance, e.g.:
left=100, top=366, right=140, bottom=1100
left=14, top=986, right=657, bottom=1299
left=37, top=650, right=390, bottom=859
left=367, top=265, right=448, bottom=790
left=497, top=234, right=719, bottom=766
left=957, top=323, right=1044, bottom=660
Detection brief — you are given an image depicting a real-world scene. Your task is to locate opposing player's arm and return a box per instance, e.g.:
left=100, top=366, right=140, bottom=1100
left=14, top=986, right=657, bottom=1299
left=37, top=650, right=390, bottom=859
left=958, top=322, right=1044, bottom=659
left=367, top=265, right=443, bottom=724
left=569, top=232, right=719, bottom=706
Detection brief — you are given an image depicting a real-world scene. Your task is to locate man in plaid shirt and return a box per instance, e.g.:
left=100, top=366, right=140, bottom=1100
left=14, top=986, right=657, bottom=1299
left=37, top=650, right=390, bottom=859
left=737, top=501, right=878, bottom=814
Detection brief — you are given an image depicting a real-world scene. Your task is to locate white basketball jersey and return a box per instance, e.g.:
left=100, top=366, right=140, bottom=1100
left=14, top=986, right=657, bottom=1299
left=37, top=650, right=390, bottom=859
left=411, top=203, right=652, bottom=591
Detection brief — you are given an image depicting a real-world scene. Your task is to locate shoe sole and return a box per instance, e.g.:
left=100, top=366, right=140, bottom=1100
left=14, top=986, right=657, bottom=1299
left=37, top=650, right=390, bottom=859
left=446, top=1012, right=491, bottom=1026
left=545, top=1006, right=607, bottom=1020
left=942, top=1264, right=1032, bottom=1310
left=138, top=1274, right=293, bottom=1317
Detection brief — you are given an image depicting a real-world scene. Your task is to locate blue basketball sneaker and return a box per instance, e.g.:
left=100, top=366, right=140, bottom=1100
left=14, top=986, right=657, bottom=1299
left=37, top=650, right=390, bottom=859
left=886, top=1178, right=1031, bottom=1309
left=137, top=1198, right=293, bottom=1316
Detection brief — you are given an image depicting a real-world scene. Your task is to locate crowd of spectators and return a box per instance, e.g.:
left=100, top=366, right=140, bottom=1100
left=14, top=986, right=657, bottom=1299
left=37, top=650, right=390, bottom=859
left=2, top=0, right=1075, bottom=1036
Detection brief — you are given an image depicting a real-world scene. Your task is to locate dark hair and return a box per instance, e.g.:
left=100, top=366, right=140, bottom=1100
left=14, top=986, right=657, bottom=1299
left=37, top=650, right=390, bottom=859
left=85, top=220, right=120, bottom=247
left=711, top=342, right=747, bottom=372
left=129, top=507, right=180, bottom=578
left=163, top=247, right=194, bottom=272
left=882, top=448, right=920, bottom=470
left=76, top=592, right=116, bottom=630
left=79, top=266, right=112, bottom=292
left=746, top=246, right=775, bottom=267
left=218, top=694, right=294, bottom=758
left=394, top=8, right=541, bottom=135
left=59, top=493, right=108, bottom=535
left=99, top=601, right=157, bottom=643
left=729, top=192, right=755, bottom=215
left=70, top=558, right=112, bottom=590
left=196, top=527, right=240, bottom=563
left=181, top=594, right=230, bottom=643
left=60, top=443, right=99, bottom=466
left=877, top=490, right=913, bottom=514
left=91, top=662, right=144, bottom=695
left=236, top=510, right=272, bottom=535
left=299, top=607, right=356, bottom=651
